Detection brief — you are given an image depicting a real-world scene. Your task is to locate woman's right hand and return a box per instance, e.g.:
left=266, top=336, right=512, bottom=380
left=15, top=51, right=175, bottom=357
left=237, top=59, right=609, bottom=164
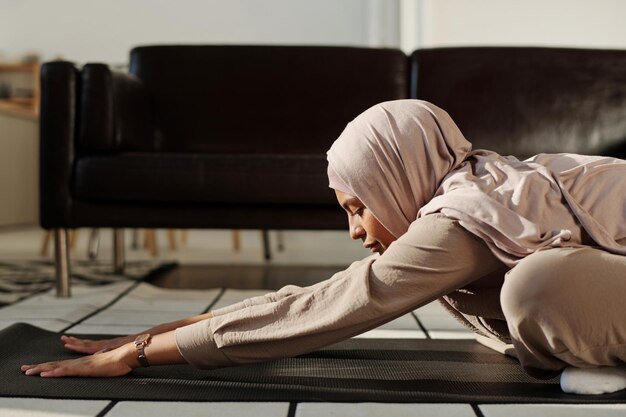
left=60, top=334, right=135, bottom=354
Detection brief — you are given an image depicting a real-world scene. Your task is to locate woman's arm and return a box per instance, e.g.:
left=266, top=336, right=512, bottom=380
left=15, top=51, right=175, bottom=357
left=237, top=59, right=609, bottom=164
left=22, top=330, right=185, bottom=377
left=22, top=214, right=505, bottom=376
left=176, top=214, right=505, bottom=368
left=61, top=312, right=214, bottom=354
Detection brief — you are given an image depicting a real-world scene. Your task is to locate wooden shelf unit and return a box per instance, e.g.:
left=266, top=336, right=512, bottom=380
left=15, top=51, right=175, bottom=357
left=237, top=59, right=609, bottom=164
left=0, top=62, right=40, bottom=120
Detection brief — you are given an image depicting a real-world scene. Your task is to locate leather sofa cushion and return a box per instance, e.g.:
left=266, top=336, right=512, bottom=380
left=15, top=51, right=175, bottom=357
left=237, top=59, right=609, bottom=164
left=73, top=153, right=336, bottom=205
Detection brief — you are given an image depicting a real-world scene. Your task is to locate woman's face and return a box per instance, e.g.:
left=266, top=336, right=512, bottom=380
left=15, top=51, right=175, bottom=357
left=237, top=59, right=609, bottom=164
left=335, top=190, right=397, bottom=254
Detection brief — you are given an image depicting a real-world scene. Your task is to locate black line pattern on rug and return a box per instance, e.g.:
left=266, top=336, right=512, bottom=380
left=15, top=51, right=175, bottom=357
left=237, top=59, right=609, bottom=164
left=59, top=279, right=146, bottom=334
left=0, top=260, right=172, bottom=308
left=287, top=402, right=297, bottom=417
left=411, top=311, right=431, bottom=339
left=95, top=400, right=118, bottom=417
left=471, top=403, right=486, bottom=417
left=202, top=287, right=226, bottom=314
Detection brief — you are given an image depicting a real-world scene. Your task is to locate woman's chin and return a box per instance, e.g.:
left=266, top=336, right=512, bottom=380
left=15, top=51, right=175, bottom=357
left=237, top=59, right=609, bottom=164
left=370, top=246, right=384, bottom=254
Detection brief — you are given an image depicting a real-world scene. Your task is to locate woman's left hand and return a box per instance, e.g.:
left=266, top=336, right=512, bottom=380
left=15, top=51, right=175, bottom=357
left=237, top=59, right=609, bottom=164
left=21, top=344, right=136, bottom=378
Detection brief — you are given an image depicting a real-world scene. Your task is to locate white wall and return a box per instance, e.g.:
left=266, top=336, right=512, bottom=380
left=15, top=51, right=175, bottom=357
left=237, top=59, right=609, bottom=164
left=2, top=1, right=626, bottom=64
left=416, top=0, right=626, bottom=49
left=0, top=0, right=399, bottom=65
left=3, top=0, right=625, bottom=65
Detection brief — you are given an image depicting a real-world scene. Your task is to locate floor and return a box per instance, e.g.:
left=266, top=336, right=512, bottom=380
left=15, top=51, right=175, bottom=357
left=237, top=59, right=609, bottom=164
left=1, top=226, right=625, bottom=416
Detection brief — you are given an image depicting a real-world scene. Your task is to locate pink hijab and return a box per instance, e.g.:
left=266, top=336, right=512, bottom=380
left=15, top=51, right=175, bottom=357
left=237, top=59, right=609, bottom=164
left=327, top=100, right=626, bottom=266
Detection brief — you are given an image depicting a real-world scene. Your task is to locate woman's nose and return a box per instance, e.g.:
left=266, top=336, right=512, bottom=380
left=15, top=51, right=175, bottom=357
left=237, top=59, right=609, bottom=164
left=349, top=217, right=365, bottom=240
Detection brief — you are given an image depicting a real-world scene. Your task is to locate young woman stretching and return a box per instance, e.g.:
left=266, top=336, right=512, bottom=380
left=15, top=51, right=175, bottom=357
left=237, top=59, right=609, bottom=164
left=22, top=100, right=626, bottom=395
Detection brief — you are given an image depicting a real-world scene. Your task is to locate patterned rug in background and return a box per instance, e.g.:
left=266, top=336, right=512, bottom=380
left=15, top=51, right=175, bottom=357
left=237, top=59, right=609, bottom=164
left=0, top=260, right=176, bottom=307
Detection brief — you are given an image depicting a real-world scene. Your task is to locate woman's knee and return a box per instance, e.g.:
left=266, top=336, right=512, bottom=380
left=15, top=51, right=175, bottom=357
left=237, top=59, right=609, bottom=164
left=501, top=247, right=624, bottom=321
left=500, top=249, right=574, bottom=325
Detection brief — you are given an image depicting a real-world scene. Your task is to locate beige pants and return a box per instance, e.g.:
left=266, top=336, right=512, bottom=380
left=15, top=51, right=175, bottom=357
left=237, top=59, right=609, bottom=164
left=444, top=244, right=626, bottom=378
left=502, top=246, right=626, bottom=378
left=176, top=214, right=626, bottom=377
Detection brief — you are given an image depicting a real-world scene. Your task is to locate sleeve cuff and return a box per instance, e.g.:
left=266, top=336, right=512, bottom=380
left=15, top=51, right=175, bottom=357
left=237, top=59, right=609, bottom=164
left=175, top=319, right=235, bottom=369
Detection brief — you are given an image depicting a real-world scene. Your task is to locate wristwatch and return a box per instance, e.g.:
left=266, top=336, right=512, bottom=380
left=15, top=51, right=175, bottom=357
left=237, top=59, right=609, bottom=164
left=133, top=333, right=152, bottom=367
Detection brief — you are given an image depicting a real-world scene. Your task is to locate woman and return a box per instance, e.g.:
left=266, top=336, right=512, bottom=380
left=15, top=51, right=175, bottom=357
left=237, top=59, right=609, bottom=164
left=22, top=100, right=626, bottom=395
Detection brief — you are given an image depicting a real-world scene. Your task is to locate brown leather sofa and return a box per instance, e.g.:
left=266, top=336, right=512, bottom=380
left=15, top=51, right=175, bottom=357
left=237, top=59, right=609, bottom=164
left=40, top=45, right=626, bottom=296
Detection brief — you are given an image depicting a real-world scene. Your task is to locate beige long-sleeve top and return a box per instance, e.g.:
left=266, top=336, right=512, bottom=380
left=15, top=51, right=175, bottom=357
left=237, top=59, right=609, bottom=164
left=175, top=214, right=504, bottom=368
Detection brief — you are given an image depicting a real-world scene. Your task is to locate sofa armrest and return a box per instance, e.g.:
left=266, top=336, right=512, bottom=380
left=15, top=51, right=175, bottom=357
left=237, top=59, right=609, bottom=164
left=79, top=63, right=153, bottom=152
left=39, top=61, right=79, bottom=228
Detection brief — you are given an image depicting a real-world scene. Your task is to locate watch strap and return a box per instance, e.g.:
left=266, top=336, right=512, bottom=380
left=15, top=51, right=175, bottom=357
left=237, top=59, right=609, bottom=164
left=133, top=334, right=151, bottom=367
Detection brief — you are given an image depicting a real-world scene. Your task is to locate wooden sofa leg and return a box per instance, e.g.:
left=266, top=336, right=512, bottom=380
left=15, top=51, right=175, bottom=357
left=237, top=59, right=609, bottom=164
left=276, top=231, right=285, bottom=252
left=113, top=228, right=125, bottom=274
left=87, top=228, right=100, bottom=260
left=262, top=230, right=271, bottom=261
left=53, top=228, right=71, bottom=297
left=40, top=230, right=51, bottom=257
left=131, top=229, right=140, bottom=249
left=232, top=230, right=241, bottom=252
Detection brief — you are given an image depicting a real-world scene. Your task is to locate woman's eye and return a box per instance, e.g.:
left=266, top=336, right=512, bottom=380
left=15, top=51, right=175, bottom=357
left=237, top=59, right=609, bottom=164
left=354, top=207, right=364, bottom=217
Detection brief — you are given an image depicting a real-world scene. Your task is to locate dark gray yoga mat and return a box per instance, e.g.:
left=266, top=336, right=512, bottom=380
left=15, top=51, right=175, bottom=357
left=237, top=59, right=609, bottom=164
left=2, top=323, right=625, bottom=403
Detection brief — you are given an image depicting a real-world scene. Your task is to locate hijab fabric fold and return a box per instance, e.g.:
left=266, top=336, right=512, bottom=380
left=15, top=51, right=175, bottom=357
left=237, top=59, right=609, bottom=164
left=327, top=100, right=626, bottom=266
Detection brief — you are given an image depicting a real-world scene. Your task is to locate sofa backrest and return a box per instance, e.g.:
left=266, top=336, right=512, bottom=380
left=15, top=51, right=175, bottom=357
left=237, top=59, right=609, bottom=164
left=129, top=45, right=408, bottom=154
left=411, top=47, right=626, bottom=160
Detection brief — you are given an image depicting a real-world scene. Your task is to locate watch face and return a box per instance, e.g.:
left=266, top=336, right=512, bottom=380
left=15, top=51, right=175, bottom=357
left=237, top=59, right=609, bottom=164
left=135, top=333, right=150, bottom=345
